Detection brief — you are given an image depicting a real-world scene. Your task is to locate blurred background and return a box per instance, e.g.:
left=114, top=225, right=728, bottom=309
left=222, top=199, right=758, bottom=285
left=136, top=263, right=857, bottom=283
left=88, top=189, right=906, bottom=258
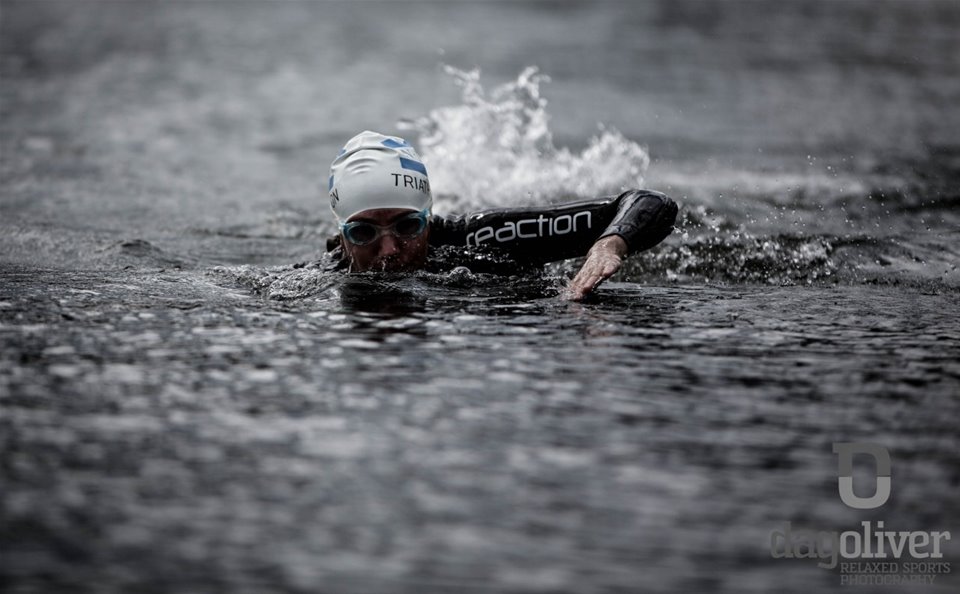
left=3, top=0, right=958, bottom=274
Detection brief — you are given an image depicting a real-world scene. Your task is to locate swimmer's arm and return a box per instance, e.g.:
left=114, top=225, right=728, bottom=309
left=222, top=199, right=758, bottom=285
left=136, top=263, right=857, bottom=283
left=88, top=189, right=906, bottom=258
left=430, top=196, right=619, bottom=254
left=565, top=234, right=629, bottom=301
left=594, top=190, right=678, bottom=254
left=428, top=191, right=623, bottom=259
left=565, top=190, right=678, bottom=300
left=430, top=189, right=677, bottom=263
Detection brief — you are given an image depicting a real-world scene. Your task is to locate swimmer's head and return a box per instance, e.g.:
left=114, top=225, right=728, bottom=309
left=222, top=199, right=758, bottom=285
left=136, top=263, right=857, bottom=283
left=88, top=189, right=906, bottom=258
left=328, top=130, right=432, bottom=222
left=328, top=131, right=433, bottom=272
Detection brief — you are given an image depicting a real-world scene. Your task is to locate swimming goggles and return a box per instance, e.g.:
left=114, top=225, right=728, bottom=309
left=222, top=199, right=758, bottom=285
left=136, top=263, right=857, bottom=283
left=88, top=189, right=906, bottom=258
left=340, top=209, right=429, bottom=246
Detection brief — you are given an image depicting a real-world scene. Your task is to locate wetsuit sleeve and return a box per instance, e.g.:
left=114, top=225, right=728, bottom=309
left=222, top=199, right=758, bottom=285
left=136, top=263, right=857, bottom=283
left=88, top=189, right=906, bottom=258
left=428, top=189, right=678, bottom=263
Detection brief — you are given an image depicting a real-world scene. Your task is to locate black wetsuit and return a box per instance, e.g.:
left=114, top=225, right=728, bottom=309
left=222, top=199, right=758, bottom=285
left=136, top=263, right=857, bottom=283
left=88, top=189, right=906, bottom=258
left=327, top=189, right=678, bottom=272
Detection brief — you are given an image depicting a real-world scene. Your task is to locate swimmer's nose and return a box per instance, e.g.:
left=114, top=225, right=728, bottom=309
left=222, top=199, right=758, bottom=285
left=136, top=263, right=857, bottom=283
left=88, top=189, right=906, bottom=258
left=378, top=234, right=401, bottom=258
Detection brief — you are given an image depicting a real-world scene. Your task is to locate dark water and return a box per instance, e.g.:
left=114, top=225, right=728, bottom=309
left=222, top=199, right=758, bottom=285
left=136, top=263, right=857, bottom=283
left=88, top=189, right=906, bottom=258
left=2, top=1, right=959, bottom=593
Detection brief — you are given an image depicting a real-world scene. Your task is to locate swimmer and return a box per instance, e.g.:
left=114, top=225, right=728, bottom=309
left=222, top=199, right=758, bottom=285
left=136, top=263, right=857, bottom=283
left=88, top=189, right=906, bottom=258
left=326, top=131, right=678, bottom=300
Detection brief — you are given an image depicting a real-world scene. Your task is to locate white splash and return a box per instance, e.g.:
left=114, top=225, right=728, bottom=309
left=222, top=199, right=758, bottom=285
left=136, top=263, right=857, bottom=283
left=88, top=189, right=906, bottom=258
left=399, top=66, right=650, bottom=214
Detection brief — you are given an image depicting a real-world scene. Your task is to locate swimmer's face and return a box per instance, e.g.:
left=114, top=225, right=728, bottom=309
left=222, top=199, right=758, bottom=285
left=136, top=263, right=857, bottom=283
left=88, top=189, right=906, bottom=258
left=340, top=208, right=430, bottom=272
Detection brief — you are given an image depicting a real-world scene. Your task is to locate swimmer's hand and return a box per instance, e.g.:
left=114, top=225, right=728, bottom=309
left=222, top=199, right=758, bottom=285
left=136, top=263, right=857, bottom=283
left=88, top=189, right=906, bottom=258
left=565, top=235, right=628, bottom=301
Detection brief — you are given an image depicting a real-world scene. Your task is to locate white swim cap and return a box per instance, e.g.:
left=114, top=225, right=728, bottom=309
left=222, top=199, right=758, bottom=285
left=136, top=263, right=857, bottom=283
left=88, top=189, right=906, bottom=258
left=328, top=130, right=432, bottom=222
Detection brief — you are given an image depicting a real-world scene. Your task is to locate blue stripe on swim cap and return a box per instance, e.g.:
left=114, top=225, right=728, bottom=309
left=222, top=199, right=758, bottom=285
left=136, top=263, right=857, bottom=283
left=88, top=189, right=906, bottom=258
left=399, top=157, right=427, bottom=175
left=328, top=175, right=334, bottom=191
left=338, top=148, right=346, bottom=155
left=381, top=138, right=411, bottom=149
